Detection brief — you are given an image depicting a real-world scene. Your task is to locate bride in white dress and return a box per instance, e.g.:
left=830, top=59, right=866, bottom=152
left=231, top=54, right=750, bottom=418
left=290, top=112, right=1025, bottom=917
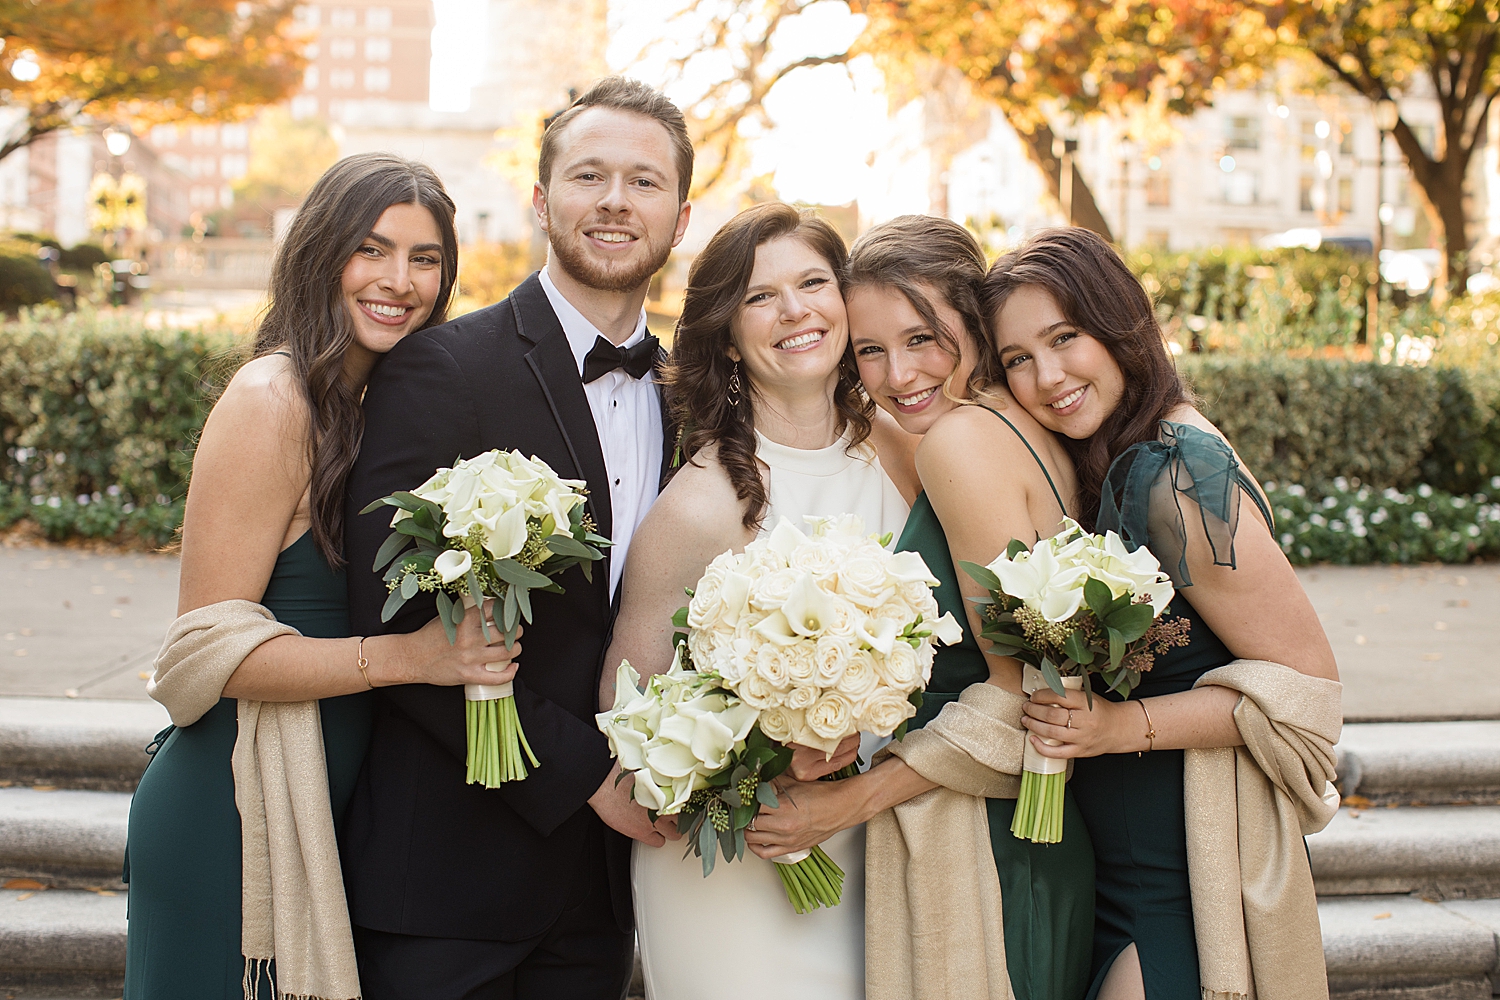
left=601, top=203, right=916, bottom=1000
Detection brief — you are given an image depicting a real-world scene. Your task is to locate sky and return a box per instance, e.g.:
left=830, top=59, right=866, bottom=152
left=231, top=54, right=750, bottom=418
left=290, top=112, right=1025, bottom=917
left=428, top=0, right=899, bottom=206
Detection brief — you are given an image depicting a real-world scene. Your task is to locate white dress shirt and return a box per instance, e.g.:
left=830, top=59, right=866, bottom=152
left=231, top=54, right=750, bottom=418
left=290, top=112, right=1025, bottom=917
left=539, top=266, right=664, bottom=598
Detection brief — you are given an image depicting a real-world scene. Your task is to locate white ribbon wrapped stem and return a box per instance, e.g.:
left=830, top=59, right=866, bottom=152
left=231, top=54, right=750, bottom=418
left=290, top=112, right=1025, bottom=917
left=1020, top=664, right=1083, bottom=776
left=459, top=594, right=514, bottom=701
left=772, top=848, right=812, bottom=865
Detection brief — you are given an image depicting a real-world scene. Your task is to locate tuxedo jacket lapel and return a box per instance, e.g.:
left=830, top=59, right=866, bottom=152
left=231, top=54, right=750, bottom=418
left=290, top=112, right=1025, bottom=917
left=510, top=275, right=614, bottom=547
left=653, top=344, right=677, bottom=488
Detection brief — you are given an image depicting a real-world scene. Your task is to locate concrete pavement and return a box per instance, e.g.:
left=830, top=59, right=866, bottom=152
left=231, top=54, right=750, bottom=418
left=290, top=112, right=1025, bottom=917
left=1, top=542, right=1497, bottom=720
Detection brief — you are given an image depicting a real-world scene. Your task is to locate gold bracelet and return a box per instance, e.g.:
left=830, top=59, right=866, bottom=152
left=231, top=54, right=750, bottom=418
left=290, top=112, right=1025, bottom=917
left=356, top=637, right=373, bottom=689
left=1137, top=700, right=1156, bottom=756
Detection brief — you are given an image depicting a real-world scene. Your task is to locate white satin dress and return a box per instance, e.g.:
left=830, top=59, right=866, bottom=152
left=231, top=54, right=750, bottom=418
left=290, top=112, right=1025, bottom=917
left=633, top=430, right=910, bottom=1000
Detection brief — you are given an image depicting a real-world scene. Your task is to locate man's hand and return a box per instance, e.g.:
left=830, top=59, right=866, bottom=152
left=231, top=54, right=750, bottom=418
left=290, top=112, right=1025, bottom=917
left=588, top=764, right=680, bottom=846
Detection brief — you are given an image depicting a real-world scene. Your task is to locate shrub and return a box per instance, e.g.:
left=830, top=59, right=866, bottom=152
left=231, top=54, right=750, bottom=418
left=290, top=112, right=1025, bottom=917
left=0, top=306, right=241, bottom=513
left=0, top=246, right=54, bottom=311
left=1267, top=479, right=1500, bottom=565
left=58, top=243, right=110, bottom=271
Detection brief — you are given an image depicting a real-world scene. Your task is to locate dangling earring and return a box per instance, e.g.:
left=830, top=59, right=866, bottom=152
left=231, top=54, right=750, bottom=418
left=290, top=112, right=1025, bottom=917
left=727, top=361, right=743, bottom=408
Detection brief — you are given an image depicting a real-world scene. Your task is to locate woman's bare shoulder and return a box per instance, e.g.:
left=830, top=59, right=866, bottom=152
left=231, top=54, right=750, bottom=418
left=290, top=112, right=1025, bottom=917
left=645, top=445, right=750, bottom=548
left=211, top=354, right=307, bottom=436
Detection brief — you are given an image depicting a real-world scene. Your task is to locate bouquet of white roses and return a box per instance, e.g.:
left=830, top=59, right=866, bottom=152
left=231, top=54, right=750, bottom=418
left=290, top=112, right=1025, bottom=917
left=363, top=449, right=609, bottom=787
left=960, top=518, right=1186, bottom=843
left=676, top=514, right=961, bottom=910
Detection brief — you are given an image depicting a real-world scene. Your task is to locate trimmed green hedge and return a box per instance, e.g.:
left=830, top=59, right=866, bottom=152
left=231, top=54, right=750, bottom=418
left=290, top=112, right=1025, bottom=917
left=1267, top=479, right=1500, bottom=565
left=1, top=306, right=241, bottom=545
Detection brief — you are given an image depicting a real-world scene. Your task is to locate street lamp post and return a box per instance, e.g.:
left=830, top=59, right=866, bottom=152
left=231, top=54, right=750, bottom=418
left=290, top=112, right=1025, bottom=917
left=1368, top=99, right=1399, bottom=346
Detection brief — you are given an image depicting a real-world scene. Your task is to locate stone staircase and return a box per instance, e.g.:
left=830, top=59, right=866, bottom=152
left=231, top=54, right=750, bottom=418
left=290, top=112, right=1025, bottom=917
left=1, top=697, right=1497, bottom=999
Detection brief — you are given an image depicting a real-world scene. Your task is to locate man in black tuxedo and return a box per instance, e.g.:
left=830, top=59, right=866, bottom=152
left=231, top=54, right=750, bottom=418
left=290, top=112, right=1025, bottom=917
left=342, top=77, right=692, bottom=999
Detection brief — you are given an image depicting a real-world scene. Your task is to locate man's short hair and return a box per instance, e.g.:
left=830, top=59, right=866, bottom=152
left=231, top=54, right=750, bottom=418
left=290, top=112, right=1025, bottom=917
left=537, top=76, right=694, bottom=203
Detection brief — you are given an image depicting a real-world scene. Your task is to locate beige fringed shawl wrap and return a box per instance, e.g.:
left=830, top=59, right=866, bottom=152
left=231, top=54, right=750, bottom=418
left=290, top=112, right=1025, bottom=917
left=865, top=682, right=1031, bottom=1000
left=864, top=660, right=1341, bottom=1000
left=148, top=599, right=362, bottom=1000
left=1186, top=659, right=1342, bottom=1000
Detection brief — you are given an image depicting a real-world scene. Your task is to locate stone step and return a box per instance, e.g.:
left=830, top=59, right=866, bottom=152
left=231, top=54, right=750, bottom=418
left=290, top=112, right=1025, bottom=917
left=1338, top=721, right=1500, bottom=804
left=0, top=788, right=130, bottom=888
left=1310, top=804, right=1500, bottom=900
left=0, top=697, right=167, bottom=793
left=1321, top=894, right=1500, bottom=998
left=0, top=888, right=126, bottom=998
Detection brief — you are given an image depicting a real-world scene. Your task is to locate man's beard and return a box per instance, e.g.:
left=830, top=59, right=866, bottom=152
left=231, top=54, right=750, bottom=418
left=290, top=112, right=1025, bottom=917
left=549, top=223, right=672, bottom=294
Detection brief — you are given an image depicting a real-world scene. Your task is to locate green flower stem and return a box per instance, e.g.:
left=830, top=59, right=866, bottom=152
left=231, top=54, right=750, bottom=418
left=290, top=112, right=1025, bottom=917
left=466, top=695, right=541, bottom=787
left=775, top=845, right=845, bottom=914
left=1011, top=769, right=1066, bottom=844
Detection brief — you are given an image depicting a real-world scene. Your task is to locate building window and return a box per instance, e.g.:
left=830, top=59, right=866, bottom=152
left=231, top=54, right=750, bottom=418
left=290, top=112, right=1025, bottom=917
left=290, top=94, right=319, bottom=119
left=149, top=124, right=179, bottom=147
left=303, top=66, right=319, bottom=89
left=367, top=7, right=392, bottom=29
left=1226, top=116, right=1260, bottom=150
left=1223, top=170, right=1258, bottom=206
left=190, top=186, right=216, bottom=208
left=364, top=67, right=391, bottom=92
left=293, top=5, right=318, bottom=27
left=330, top=69, right=355, bottom=89
left=1145, top=170, right=1171, bottom=208
left=1339, top=124, right=1354, bottom=156
left=1301, top=121, right=1319, bottom=160
left=221, top=154, right=249, bottom=180
left=1299, top=175, right=1316, bottom=213
left=329, top=37, right=356, bottom=59
left=220, top=124, right=249, bottom=149
left=1337, top=176, right=1354, bottom=214
left=329, top=7, right=357, bottom=28
left=189, top=125, right=219, bottom=146
left=1145, top=228, right=1170, bottom=248
left=365, top=36, right=391, bottom=61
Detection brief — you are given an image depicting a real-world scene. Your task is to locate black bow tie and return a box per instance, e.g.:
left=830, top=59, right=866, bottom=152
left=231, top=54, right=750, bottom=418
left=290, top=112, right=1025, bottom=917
left=582, top=333, right=659, bottom=384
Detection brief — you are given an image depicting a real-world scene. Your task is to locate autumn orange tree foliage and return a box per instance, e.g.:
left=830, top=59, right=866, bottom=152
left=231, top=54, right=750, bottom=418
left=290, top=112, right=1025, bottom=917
left=0, top=0, right=306, bottom=162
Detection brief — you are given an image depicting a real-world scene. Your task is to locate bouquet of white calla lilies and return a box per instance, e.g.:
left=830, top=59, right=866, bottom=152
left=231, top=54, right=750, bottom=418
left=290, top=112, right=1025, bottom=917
left=960, top=518, right=1188, bottom=844
left=363, top=448, right=610, bottom=787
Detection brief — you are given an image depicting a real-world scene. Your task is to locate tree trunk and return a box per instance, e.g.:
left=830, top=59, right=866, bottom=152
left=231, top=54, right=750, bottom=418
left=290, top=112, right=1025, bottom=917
left=1390, top=120, right=1472, bottom=299
left=1012, top=118, right=1115, bottom=242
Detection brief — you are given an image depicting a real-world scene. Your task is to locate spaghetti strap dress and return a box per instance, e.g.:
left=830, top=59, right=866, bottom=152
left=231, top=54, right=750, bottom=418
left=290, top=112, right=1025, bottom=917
left=1068, top=421, right=1275, bottom=1000
left=893, top=404, right=1095, bottom=1000
left=123, top=531, right=375, bottom=999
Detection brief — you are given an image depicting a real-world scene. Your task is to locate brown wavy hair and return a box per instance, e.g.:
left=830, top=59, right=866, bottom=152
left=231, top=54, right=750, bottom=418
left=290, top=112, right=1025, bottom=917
left=660, top=202, right=871, bottom=529
left=251, top=153, right=458, bottom=566
left=844, top=214, right=997, bottom=399
left=981, top=228, right=1189, bottom=530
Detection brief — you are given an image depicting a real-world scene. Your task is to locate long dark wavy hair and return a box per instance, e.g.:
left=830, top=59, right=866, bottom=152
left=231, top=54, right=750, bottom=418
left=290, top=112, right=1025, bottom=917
left=981, top=228, right=1189, bottom=530
left=844, top=214, right=998, bottom=398
left=251, top=153, right=458, bottom=566
left=660, top=202, right=872, bottom=530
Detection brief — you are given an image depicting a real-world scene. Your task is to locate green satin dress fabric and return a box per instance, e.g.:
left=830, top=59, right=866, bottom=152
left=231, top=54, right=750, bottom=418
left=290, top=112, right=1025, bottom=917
left=1070, top=422, right=1274, bottom=1000
left=123, top=532, right=374, bottom=999
left=896, top=492, right=1096, bottom=1000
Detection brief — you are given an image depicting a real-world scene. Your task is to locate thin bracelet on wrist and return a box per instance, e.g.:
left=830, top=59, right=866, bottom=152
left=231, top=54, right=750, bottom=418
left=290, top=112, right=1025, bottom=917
left=356, top=637, right=374, bottom=689
left=1137, top=699, right=1156, bottom=756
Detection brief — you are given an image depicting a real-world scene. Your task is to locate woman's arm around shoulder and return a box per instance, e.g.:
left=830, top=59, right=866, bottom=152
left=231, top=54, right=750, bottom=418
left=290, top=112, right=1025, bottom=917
left=599, top=446, right=755, bottom=709
left=1162, top=404, right=1337, bottom=682
left=178, top=353, right=309, bottom=615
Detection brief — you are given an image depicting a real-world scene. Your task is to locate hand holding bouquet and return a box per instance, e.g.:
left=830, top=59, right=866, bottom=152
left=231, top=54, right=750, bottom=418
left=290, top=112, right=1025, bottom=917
left=363, top=449, right=609, bottom=786
left=675, top=514, right=961, bottom=911
left=960, top=518, right=1187, bottom=843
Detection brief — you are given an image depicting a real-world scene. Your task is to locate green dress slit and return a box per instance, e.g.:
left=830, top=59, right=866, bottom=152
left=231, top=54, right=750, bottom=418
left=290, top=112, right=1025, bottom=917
left=894, top=405, right=1096, bottom=1000
left=123, top=531, right=374, bottom=999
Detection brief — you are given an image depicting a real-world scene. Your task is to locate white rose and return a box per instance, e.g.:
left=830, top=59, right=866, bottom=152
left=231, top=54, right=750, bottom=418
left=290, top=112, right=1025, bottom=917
left=749, top=567, right=800, bottom=611
left=898, top=579, right=935, bottom=610
left=857, top=688, right=917, bottom=737
left=754, top=644, right=794, bottom=691
left=687, top=562, right=727, bottom=629
left=834, top=648, right=879, bottom=703
left=785, top=642, right=819, bottom=687
left=877, top=641, right=921, bottom=690
left=915, top=640, right=936, bottom=684
left=758, top=704, right=804, bottom=743
left=434, top=548, right=472, bottom=584
left=873, top=599, right=917, bottom=629
left=814, top=633, right=855, bottom=687
left=837, top=547, right=897, bottom=608
left=734, top=668, right=777, bottom=709
left=823, top=596, right=860, bottom=639
left=805, top=692, right=855, bottom=743
left=785, top=684, right=818, bottom=710
left=789, top=536, right=842, bottom=580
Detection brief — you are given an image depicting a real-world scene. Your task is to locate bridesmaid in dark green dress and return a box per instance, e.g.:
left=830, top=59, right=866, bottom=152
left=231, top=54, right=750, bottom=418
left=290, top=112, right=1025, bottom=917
left=983, top=228, right=1339, bottom=1000
left=123, top=154, right=522, bottom=999
left=751, top=216, right=1095, bottom=1000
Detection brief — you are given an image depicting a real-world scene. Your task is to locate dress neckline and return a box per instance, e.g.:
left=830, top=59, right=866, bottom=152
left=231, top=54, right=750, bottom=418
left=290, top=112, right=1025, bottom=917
left=754, top=429, right=869, bottom=478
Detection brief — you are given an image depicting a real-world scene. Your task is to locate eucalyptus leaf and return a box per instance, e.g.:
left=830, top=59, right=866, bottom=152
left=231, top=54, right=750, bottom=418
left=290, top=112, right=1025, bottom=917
left=1063, top=629, right=1094, bottom=665
left=1084, top=577, right=1114, bottom=619
left=515, top=582, right=534, bottom=623
left=958, top=560, right=1003, bottom=593
left=698, top=821, right=717, bottom=876
left=394, top=518, right=437, bottom=543
left=372, top=530, right=411, bottom=572
left=492, top=559, right=552, bottom=589
left=502, top=586, right=519, bottom=632
left=400, top=571, right=419, bottom=600
left=755, top=781, right=779, bottom=809
left=671, top=607, right=690, bottom=629
left=1005, top=538, right=1028, bottom=559
left=1108, top=627, right=1126, bottom=669
left=545, top=534, right=594, bottom=559
left=1105, top=603, right=1153, bottom=642
left=380, top=586, right=406, bottom=623
left=467, top=569, right=490, bottom=643
left=435, top=590, right=457, bottom=645
left=1040, top=658, right=1067, bottom=697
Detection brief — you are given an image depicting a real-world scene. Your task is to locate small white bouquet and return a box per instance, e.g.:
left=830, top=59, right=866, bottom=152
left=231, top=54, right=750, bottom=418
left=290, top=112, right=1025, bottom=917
left=961, top=518, right=1186, bottom=843
left=674, top=514, right=961, bottom=911
left=363, top=449, right=609, bottom=787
